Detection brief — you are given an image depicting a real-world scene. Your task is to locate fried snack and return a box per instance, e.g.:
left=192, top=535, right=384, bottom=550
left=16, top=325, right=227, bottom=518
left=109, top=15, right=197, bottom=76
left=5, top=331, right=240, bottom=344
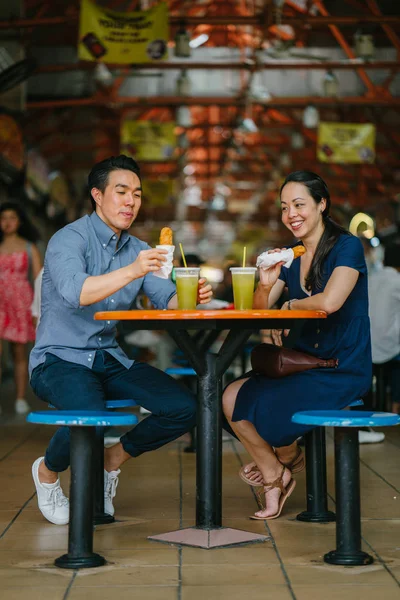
left=159, top=227, right=173, bottom=245
left=293, top=246, right=306, bottom=259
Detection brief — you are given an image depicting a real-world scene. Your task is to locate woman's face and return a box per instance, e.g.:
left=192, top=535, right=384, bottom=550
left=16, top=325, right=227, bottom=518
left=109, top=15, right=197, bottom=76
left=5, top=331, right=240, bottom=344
left=280, top=182, right=326, bottom=239
left=0, top=209, right=20, bottom=236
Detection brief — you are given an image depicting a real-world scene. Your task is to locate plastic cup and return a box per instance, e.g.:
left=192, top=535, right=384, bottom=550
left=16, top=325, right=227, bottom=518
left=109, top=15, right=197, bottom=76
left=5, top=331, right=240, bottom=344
left=175, top=268, right=200, bottom=310
left=230, top=267, right=257, bottom=310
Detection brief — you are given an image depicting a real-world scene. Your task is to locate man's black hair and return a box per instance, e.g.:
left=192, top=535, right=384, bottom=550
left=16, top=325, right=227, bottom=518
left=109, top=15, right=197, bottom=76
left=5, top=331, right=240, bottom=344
left=88, top=155, right=141, bottom=211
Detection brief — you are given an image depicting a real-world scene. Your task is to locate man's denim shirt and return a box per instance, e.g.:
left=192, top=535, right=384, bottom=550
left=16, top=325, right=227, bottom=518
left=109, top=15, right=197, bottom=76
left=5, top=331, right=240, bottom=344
left=29, top=212, right=177, bottom=377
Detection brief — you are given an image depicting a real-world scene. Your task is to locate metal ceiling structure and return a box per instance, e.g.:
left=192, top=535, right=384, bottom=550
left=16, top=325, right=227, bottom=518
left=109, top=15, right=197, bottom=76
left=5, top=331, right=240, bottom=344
left=1, top=0, right=400, bottom=225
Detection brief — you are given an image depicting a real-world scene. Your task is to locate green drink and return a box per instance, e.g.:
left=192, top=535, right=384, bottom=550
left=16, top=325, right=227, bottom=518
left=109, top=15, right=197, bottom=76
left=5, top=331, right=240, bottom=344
left=230, top=267, right=256, bottom=310
left=175, top=268, right=200, bottom=310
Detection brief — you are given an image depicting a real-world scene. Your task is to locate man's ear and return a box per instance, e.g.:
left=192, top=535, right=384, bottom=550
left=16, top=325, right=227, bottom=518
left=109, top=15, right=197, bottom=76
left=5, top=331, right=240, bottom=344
left=91, top=187, right=102, bottom=206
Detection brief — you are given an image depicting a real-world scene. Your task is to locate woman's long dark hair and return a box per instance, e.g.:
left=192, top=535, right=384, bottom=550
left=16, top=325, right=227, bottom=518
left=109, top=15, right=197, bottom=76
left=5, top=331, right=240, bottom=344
left=0, top=201, right=40, bottom=244
left=280, top=171, right=349, bottom=291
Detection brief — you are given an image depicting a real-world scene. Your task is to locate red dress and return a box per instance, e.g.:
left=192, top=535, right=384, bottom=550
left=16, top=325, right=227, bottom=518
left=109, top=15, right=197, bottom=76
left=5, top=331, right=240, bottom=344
left=0, top=251, right=36, bottom=343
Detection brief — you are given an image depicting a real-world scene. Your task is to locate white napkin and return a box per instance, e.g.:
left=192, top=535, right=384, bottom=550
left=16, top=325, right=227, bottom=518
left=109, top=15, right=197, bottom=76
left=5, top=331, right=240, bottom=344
left=256, top=248, right=295, bottom=270
left=153, top=245, right=175, bottom=279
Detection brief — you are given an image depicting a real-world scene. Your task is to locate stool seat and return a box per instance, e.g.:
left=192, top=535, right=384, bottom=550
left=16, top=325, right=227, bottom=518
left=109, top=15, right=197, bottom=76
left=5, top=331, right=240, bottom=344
left=27, top=410, right=138, bottom=427
left=292, top=410, right=399, bottom=428
left=348, top=399, right=364, bottom=407
left=166, top=367, right=196, bottom=376
left=105, top=399, right=137, bottom=409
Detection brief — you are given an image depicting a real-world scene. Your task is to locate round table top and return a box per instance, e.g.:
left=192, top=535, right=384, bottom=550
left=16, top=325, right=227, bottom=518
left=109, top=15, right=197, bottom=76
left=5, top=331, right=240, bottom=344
left=94, top=309, right=326, bottom=321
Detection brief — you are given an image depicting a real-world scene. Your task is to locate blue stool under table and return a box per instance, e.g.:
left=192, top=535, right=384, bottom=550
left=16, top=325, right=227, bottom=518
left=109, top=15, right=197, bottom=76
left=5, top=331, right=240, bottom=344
left=27, top=410, right=137, bottom=569
left=296, top=399, right=364, bottom=524
left=292, top=410, right=399, bottom=566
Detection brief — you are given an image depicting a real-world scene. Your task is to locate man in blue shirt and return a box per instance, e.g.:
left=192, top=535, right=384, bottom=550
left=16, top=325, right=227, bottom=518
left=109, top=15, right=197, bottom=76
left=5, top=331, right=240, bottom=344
left=29, top=155, right=212, bottom=525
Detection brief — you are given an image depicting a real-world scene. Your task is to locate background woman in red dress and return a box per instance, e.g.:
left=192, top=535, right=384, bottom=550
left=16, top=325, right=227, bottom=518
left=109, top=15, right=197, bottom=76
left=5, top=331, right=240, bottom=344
left=0, top=202, right=42, bottom=414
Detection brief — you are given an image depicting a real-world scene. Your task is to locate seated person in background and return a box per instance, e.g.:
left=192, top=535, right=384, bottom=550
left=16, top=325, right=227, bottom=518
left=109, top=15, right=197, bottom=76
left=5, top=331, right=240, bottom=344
left=368, top=240, right=400, bottom=415
left=29, top=154, right=212, bottom=525
left=223, top=170, right=371, bottom=520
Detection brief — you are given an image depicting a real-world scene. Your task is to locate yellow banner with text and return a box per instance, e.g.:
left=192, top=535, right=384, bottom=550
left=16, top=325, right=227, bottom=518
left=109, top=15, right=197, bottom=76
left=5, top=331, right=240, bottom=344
left=78, top=0, right=169, bottom=64
left=317, top=122, right=376, bottom=164
left=121, top=120, right=176, bottom=161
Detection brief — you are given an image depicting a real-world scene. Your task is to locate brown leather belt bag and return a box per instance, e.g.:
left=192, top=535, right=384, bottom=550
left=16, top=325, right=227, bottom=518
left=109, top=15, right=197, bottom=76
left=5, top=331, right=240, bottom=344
left=250, top=343, right=339, bottom=379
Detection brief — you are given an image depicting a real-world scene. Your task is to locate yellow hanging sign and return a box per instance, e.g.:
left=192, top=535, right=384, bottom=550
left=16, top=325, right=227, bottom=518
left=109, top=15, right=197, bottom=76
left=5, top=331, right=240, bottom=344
left=317, top=122, right=376, bottom=164
left=121, top=120, right=176, bottom=161
left=78, top=0, right=169, bottom=64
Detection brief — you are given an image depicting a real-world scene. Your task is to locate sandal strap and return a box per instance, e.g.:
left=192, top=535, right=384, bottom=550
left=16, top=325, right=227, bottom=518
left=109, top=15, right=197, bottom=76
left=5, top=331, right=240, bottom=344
left=263, top=465, right=287, bottom=495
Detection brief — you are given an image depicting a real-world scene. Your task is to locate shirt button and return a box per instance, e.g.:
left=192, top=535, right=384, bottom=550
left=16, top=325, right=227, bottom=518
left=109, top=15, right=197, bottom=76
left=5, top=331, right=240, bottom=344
left=99, top=337, right=102, bottom=341
left=112, top=235, right=116, bottom=240
left=88, top=358, right=92, bottom=362
left=107, top=321, right=111, bottom=324
left=316, top=329, right=320, bottom=334
left=112, top=257, right=115, bottom=260
left=89, top=354, right=92, bottom=357
left=314, top=343, right=319, bottom=349
left=103, top=243, right=106, bottom=248
left=111, top=299, right=115, bottom=303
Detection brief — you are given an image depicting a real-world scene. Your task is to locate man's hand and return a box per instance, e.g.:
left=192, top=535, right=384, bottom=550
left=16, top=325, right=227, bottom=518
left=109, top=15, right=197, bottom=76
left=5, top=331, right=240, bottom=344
left=197, top=278, right=213, bottom=304
left=131, top=249, right=167, bottom=279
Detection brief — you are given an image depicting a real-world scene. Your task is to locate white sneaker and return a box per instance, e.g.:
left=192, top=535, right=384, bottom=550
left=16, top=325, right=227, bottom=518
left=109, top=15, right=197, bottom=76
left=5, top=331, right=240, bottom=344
left=32, top=457, right=69, bottom=525
left=104, top=469, right=120, bottom=516
left=15, top=398, right=30, bottom=414
left=358, top=428, right=385, bottom=444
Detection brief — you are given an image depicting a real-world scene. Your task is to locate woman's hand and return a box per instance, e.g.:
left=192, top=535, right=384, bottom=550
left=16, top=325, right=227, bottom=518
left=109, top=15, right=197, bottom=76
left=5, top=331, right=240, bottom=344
left=258, top=248, right=286, bottom=290
left=197, top=278, right=213, bottom=304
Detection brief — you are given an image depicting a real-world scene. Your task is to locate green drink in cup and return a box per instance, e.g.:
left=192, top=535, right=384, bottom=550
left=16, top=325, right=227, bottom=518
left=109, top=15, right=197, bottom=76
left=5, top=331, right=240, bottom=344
left=230, top=267, right=257, bottom=310
left=175, top=267, right=200, bottom=310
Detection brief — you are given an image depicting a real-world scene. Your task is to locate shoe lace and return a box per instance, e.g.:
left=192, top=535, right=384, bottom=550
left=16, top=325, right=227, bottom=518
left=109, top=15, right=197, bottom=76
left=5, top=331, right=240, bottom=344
left=48, top=485, right=69, bottom=508
left=105, top=473, right=119, bottom=499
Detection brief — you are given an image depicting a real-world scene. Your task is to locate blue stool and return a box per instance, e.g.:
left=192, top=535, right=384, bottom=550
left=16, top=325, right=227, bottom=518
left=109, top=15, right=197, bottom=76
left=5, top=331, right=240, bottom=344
left=27, top=410, right=137, bottom=569
left=166, top=367, right=197, bottom=453
left=296, top=399, right=364, bottom=524
left=292, top=410, right=399, bottom=566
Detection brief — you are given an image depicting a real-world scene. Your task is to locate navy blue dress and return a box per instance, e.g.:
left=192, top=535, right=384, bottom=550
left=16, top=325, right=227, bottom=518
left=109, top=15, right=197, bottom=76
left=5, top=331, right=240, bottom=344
left=232, top=234, right=372, bottom=447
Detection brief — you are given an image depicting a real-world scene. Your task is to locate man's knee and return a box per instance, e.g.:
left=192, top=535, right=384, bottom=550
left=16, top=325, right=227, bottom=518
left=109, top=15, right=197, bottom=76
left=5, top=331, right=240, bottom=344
left=170, top=389, right=197, bottom=427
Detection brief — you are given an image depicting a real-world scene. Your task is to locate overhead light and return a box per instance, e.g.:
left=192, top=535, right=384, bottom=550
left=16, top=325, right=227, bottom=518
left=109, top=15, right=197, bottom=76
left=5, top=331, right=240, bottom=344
left=176, top=107, right=192, bottom=127
left=303, top=104, right=319, bottom=128
left=174, top=25, right=191, bottom=58
left=189, top=34, right=209, bottom=49
left=291, top=131, right=304, bottom=149
left=323, top=70, right=339, bottom=97
left=93, top=63, right=113, bottom=86
left=354, top=32, right=375, bottom=60
left=176, top=69, right=191, bottom=96
left=239, top=117, right=258, bottom=133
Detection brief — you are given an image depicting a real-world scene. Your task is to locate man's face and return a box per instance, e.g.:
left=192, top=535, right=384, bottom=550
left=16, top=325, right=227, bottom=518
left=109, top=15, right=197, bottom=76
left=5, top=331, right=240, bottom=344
left=92, top=169, right=142, bottom=234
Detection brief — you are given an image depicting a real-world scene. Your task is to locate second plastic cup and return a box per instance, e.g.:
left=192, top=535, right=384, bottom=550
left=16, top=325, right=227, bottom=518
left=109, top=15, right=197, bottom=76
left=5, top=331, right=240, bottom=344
left=230, top=267, right=257, bottom=310
left=175, top=267, right=200, bottom=310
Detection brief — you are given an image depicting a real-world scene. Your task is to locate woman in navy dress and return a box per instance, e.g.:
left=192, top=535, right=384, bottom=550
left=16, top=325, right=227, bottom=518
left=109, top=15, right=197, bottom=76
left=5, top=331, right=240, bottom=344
left=222, top=171, right=371, bottom=520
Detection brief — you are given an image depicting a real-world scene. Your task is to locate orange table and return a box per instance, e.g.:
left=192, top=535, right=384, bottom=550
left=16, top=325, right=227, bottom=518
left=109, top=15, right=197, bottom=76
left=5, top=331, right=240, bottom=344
left=95, top=309, right=326, bottom=548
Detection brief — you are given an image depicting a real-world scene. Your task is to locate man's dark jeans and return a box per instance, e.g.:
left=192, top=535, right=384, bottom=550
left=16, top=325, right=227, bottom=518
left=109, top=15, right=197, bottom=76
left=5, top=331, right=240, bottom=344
left=30, top=351, right=197, bottom=473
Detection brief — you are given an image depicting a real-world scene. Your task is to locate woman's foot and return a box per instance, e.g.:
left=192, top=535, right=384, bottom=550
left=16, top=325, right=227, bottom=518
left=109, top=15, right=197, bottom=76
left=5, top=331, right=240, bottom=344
left=251, top=466, right=295, bottom=520
left=239, top=447, right=304, bottom=486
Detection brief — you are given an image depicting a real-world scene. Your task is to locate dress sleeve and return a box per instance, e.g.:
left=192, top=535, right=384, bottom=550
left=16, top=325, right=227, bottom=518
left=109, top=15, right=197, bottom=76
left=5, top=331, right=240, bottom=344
left=333, top=235, right=367, bottom=275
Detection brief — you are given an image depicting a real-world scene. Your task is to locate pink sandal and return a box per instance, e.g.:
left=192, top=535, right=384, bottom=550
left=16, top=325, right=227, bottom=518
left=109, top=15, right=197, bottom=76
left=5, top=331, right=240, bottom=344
left=250, top=465, right=296, bottom=520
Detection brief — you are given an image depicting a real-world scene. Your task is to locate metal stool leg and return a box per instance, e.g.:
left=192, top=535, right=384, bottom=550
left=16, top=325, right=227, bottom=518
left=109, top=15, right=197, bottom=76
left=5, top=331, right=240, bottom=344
left=55, top=427, right=106, bottom=569
left=93, top=427, right=115, bottom=525
left=296, top=427, right=336, bottom=523
left=324, top=427, right=373, bottom=566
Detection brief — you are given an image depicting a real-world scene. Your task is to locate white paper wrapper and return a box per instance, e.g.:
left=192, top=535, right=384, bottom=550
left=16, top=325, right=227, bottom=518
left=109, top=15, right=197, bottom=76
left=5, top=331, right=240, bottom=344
left=256, top=248, right=295, bottom=270
left=153, top=245, right=175, bottom=279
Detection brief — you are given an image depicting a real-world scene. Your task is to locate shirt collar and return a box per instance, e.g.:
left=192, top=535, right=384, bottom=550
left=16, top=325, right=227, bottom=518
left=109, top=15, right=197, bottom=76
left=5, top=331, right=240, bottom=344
left=90, top=211, right=130, bottom=251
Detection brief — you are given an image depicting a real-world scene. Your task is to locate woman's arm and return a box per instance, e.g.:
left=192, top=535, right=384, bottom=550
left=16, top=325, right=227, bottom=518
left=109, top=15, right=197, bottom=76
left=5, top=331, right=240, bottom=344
left=288, top=266, right=359, bottom=314
left=31, top=244, right=42, bottom=280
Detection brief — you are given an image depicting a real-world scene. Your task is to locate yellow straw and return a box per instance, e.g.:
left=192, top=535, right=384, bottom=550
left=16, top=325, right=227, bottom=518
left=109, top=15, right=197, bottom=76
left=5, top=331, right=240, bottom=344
left=179, top=243, right=188, bottom=268
left=243, top=246, right=246, bottom=268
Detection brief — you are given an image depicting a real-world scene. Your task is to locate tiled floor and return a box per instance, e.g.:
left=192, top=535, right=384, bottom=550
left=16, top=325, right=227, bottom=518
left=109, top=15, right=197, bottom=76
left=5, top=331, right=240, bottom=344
left=0, top=383, right=399, bottom=599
